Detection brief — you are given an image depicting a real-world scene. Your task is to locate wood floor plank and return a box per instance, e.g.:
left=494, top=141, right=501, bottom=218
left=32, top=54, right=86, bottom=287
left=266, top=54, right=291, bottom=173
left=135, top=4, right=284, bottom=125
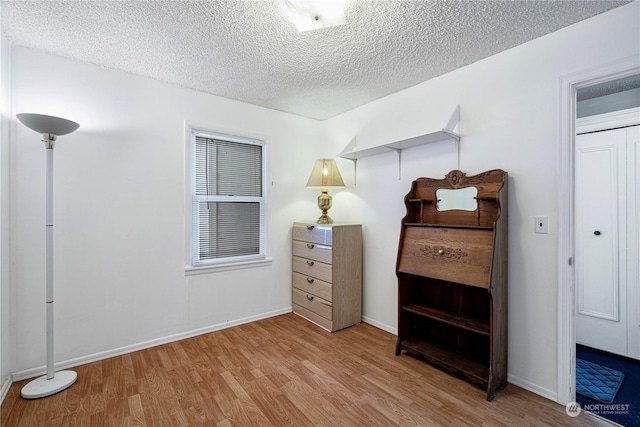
left=127, top=394, right=147, bottom=426
left=2, top=313, right=614, bottom=426
left=247, top=375, right=307, bottom=427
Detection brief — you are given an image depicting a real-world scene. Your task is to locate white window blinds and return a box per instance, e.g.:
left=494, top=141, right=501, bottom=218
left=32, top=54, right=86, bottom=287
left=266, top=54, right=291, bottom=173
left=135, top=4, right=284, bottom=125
left=191, top=131, right=266, bottom=265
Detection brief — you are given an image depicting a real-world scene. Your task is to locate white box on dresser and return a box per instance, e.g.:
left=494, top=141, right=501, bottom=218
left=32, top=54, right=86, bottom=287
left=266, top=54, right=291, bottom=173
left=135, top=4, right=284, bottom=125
left=292, top=222, right=362, bottom=332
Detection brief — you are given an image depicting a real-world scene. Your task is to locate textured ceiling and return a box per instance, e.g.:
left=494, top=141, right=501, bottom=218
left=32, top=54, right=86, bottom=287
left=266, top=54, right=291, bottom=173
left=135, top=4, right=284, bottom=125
left=0, top=0, right=632, bottom=120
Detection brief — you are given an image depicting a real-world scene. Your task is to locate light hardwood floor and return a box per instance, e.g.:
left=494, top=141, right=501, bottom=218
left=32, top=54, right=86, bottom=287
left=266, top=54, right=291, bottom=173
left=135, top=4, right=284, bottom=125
left=2, top=313, right=611, bottom=426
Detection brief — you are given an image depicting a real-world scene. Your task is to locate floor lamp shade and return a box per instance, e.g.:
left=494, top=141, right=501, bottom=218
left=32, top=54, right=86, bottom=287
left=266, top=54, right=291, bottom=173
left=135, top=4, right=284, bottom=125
left=17, top=113, right=79, bottom=399
left=16, top=114, right=79, bottom=136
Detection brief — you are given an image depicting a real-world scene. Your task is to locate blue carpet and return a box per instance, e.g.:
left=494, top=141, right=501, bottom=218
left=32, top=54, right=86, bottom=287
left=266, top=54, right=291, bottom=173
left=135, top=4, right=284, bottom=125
left=576, top=346, right=640, bottom=426
left=576, top=358, right=624, bottom=403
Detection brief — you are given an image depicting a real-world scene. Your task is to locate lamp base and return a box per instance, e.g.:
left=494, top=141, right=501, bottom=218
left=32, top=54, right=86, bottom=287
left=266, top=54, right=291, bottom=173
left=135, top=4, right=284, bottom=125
left=316, top=189, right=335, bottom=224
left=21, top=370, right=77, bottom=399
left=316, top=212, right=334, bottom=224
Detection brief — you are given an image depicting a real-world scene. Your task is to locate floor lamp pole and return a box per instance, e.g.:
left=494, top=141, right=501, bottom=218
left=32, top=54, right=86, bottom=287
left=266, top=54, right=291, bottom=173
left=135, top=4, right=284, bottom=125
left=17, top=114, right=79, bottom=399
left=45, top=145, right=54, bottom=380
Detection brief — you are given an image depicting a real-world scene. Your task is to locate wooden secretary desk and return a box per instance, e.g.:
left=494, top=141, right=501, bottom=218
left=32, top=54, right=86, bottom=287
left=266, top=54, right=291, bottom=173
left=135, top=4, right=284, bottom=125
left=395, top=169, right=508, bottom=401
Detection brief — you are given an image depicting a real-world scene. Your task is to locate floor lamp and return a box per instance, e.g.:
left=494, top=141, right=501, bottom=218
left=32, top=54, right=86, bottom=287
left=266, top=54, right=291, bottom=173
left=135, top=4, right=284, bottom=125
left=16, top=113, right=80, bottom=399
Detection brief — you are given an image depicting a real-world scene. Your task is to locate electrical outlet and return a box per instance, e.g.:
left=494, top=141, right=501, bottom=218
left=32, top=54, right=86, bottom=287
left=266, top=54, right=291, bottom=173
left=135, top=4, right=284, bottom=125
left=535, top=216, right=548, bottom=234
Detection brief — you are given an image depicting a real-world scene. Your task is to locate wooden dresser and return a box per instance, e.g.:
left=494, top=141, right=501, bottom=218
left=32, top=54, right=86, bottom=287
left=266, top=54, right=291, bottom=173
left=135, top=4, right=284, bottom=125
left=292, top=222, right=362, bottom=332
left=395, top=170, right=508, bottom=401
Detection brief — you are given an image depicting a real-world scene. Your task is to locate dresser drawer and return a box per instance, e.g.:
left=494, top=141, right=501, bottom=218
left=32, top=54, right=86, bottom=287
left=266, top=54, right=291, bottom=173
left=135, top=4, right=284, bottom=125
left=293, top=305, right=333, bottom=331
left=292, top=223, right=333, bottom=246
left=293, top=240, right=332, bottom=264
left=397, top=226, right=493, bottom=289
left=293, top=288, right=332, bottom=320
left=293, top=272, right=332, bottom=301
left=293, top=256, right=332, bottom=283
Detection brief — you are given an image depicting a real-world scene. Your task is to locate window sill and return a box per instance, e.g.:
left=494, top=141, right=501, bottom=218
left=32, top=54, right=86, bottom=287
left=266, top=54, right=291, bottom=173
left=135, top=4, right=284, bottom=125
left=185, top=257, right=273, bottom=276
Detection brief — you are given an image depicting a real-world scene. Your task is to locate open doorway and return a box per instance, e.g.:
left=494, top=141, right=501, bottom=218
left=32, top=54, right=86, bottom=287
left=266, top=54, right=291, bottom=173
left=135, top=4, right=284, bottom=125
left=574, top=75, right=640, bottom=360
left=557, top=56, right=640, bottom=424
left=572, top=75, right=640, bottom=425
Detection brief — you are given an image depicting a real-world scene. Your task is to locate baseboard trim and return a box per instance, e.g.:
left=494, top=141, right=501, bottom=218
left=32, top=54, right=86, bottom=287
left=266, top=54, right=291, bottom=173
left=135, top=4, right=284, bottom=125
left=507, top=373, right=558, bottom=402
left=0, top=374, right=12, bottom=405
left=11, top=307, right=291, bottom=382
left=362, top=316, right=397, bottom=335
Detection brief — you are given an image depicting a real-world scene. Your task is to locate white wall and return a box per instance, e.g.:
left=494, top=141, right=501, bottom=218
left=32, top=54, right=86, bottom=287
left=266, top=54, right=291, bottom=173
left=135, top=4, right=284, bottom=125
left=10, top=47, right=322, bottom=376
left=323, top=2, right=640, bottom=400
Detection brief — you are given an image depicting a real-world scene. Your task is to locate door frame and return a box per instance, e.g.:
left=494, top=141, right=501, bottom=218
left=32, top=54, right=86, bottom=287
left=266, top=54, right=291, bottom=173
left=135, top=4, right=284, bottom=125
left=557, top=55, right=640, bottom=405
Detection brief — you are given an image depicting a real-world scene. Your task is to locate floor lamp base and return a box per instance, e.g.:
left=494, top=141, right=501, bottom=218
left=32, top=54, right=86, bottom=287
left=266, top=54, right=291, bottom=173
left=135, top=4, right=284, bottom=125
left=21, top=370, right=77, bottom=399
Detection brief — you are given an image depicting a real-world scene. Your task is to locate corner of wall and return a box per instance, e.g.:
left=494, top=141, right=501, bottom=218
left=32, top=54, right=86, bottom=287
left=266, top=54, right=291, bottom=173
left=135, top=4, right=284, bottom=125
left=0, top=27, right=14, bottom=397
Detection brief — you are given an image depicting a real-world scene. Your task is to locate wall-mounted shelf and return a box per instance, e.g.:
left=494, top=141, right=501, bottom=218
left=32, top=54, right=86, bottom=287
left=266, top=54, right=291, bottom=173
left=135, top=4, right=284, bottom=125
left=337, top=105, right=460, bottom=182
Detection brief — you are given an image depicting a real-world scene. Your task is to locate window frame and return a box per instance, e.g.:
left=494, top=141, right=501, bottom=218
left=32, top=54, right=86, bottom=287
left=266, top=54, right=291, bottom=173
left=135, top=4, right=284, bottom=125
left=184, top=122, right=271, bottom=275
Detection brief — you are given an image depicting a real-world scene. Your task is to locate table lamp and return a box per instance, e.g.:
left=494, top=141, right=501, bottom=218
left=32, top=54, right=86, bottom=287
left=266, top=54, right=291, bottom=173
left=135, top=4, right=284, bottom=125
left=306, top=158, right=345, bottom=224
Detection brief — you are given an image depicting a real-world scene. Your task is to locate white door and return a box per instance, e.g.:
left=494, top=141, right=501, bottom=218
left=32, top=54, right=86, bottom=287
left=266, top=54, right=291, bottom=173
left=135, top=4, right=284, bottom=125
left=575, top=126, right=639, bottom=359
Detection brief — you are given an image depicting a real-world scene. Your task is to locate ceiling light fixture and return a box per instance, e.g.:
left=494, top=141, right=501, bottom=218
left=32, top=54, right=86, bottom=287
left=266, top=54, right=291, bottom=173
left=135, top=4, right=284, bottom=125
left=284, top=0, right=348, bottom=32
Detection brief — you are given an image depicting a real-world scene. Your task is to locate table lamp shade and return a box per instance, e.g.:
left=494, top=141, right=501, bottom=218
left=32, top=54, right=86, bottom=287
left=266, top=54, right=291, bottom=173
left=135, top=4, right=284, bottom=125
left=306, top=158, right=345, bottom=188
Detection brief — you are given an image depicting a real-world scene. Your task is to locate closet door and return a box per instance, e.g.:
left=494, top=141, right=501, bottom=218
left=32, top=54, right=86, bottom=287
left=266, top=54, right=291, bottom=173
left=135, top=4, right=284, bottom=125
left=575, top=127, right=628, bottom=356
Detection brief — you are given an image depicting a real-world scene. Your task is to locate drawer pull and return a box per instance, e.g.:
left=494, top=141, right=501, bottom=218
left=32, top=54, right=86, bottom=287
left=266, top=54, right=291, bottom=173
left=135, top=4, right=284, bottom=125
left=306, top=225, right=315, bottom=230
left=438, top=249, right=444, bottom=255
left=306, top=260, right=315, bottom=266
left=307, top=243, right=315, bottom=249
left=306, top=277, right=315, bottom=283
left=306, top=294, right=314, bottom=301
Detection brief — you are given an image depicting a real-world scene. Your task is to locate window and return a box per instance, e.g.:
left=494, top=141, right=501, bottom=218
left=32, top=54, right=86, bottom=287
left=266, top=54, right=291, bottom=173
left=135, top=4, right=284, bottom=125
left=188, top=128, right=267, bottom=270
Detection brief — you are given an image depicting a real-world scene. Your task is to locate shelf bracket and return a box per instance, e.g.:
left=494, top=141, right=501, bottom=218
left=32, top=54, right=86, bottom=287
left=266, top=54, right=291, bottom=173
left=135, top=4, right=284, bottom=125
left=445, top=105, right=461, bottom=170
left=338, top=137, right=359, bottom=185
left=445, top=104, right=460, bottom=133
left=353, top=159, right=357, bottom=186
left=390, top=147, right=402, bottom=180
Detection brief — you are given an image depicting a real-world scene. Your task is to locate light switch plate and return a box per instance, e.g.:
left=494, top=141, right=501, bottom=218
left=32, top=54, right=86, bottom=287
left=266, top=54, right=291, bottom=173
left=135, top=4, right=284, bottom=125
left=535, top=216, right=549, bottom=234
